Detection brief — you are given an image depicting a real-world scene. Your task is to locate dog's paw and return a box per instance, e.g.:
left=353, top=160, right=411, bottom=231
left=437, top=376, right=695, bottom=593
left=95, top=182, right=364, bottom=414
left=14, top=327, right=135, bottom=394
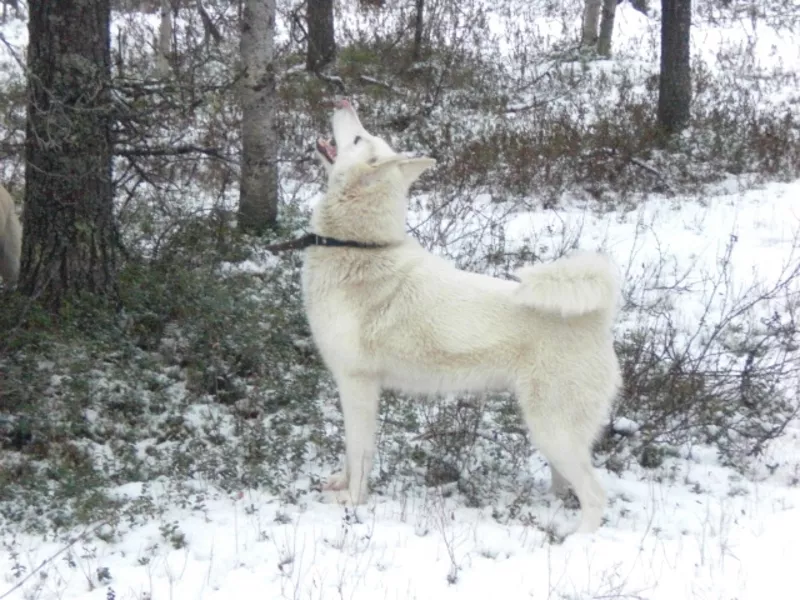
left=331, top=487, right=369, bottom=506
left=548, top=469, right=572, bottom=499
left=550, top=486, right=580, bottom=509
left=549, top=480, right=568, bottom=498
left=568, top=519, right=603, bottom=540
left=322, top=471, right=349, bottom=491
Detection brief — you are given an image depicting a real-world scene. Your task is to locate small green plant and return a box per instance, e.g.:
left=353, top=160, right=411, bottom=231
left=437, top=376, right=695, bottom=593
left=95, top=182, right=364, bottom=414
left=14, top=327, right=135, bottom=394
left=159, top=521, right=187, bottom=550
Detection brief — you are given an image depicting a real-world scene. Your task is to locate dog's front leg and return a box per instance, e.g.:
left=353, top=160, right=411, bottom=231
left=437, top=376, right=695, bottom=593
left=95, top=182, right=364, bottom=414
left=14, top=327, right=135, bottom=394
left=549, top=466, right=571, bottom=498
left=331, top=375, right=380, bottom=505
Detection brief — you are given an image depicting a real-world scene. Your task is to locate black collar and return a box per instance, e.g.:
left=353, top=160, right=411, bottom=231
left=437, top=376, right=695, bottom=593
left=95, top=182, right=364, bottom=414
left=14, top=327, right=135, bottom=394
left=264, top=233, right=388, bottom=254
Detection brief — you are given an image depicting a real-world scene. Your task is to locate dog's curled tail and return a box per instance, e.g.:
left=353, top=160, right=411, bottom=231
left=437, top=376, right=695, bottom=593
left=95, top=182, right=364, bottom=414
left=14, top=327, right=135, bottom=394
left=513, top=251, right=620, bottom=319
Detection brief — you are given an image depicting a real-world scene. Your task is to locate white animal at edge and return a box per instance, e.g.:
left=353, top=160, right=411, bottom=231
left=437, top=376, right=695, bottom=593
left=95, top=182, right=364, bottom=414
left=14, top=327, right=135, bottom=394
left=302, top=99, right=622, bottom=535
left=0, top=184, right=22, bottom=284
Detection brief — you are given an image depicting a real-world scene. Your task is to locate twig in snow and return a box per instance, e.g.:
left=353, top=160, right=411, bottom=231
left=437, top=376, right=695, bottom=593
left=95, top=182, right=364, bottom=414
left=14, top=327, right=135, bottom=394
left=315, top=71, right=346, bottom=93
left=0, top=521, right=110, bottom=600
left=358, top=74, right=406, bottom=97
left=629, top=157, right=675, bottom=193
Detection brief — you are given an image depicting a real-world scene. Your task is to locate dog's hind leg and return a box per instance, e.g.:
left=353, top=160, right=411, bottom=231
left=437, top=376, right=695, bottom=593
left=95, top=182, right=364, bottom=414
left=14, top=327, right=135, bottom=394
left=330, top=375, right=380, bottom=505
left=531, top=425, right=605, bottom=534
left=518, top=387, right=607, bottom=534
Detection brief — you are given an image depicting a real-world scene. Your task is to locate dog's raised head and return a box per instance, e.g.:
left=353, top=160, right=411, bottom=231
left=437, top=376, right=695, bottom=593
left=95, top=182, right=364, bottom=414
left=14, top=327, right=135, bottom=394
left=312, top=99, right=435, bottom=244
left=316, top=99, right=435, bottom=189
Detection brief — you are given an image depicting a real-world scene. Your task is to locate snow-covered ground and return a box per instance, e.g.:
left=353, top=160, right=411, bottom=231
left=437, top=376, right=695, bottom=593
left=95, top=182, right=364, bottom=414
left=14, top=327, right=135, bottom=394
left=2, top=3, right=800, bottom=600
left=5, top=176, right=800, bottom=600
left=0, top=420, right=798, bottom=600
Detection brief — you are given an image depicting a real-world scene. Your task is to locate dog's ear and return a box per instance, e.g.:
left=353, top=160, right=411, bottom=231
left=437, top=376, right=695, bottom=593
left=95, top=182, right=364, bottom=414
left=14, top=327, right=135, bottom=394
left=395, top=157, right=436, bottom=185
left=360, top=156, right=435, bottom=188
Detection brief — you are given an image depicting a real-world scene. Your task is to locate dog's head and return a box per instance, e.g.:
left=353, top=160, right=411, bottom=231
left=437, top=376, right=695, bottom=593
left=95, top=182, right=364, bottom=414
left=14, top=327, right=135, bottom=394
left=315, top=99, right=435, bottom=194
left=311, top=99, right=435, bottom=243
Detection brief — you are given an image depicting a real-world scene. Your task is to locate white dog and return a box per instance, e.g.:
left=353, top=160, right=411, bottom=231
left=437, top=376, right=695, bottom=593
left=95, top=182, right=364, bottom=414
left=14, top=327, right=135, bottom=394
left=302, top=99, right=622, bottom=534
left=0, top=184, right=22, bottom=284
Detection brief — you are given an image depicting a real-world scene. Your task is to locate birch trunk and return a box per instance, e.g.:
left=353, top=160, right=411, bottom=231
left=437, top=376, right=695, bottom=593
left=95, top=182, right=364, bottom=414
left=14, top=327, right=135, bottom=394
left=597, top=0, right=617, bottom=57
left=155, top=0, right=172, bottom=75
left=582, top=0, right=602, bottom=47
left=238, top=0, right=279, bottom=232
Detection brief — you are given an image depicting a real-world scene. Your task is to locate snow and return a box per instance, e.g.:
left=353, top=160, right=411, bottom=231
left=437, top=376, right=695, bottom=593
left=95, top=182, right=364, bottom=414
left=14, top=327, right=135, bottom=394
left=3, top=426, right=800, bottom=600
left=612, top=417, right=640, bottom=436
left=3, top=3, right=800, bottom=600
left=4, top=180, right=799, bottom=600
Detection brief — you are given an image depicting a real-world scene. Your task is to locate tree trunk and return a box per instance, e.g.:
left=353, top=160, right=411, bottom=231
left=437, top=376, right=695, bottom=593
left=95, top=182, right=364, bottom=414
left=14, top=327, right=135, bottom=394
left=582, top=0, right=602, bottom=47
left=657, top=0, right=692, bottom=134
left=597, top=0, right=617, bottom=57
left=22, top=0, right=117, bottom=309
left=306, top=0, right=336, bottom=72
left=155, top=0, right=172, bottom=76
left=239, top=0, right=279, bottom=233
left=412, top=0, right=425, bottom=61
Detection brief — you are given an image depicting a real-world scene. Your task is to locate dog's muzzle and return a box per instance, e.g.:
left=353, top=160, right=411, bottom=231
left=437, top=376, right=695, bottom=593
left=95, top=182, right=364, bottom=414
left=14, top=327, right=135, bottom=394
left=316, top=138, right=336, bottom=164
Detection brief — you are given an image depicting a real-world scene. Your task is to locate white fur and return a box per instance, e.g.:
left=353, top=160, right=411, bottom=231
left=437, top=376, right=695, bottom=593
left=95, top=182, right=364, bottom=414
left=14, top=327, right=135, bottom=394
left=0, top=184, right=22, bottom=284
left=514, top=251, right=621, bottom=319
left=302, top=101, right=622, bottom=535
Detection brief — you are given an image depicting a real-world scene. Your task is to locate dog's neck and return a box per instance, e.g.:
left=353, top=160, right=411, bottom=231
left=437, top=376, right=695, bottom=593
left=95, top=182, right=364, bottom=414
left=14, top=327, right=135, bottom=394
left=303, top=233, right=388, bottom=250
left=311, top=179, right=408, bottom=246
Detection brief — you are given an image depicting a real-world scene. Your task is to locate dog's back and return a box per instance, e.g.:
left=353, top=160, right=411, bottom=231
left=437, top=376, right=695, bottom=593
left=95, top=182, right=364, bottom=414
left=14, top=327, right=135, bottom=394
left=0, top=184, right=22, bottom=283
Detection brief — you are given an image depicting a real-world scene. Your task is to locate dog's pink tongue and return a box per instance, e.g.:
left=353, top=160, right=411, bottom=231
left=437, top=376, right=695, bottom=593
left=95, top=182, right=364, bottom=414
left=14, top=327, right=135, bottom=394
left=316, top=137, right=336, bottom=162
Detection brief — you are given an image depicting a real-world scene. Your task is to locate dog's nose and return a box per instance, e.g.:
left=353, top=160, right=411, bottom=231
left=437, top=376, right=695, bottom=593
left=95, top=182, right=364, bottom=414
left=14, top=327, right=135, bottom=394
left=321, top=98, right=351, bottom=110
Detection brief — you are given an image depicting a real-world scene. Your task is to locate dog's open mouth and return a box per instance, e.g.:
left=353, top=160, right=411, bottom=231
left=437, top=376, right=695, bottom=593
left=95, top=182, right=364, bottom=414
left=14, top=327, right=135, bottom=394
left=317, top=138, right=337, bottom=164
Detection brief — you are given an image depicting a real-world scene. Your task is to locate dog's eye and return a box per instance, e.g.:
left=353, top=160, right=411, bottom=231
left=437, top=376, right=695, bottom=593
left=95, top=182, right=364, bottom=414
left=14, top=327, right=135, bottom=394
left=353, top=135, right=361, bottom=145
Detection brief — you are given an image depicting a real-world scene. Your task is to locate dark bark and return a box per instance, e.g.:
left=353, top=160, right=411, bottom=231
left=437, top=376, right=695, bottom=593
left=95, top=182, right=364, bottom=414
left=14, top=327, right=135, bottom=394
left=412, top=0, right=425, bottom=61
left=657, top=0, right=692, bottom=134
left=21, top=0, right=117, bottom=309
left=306, top=0, right=336, bottom=72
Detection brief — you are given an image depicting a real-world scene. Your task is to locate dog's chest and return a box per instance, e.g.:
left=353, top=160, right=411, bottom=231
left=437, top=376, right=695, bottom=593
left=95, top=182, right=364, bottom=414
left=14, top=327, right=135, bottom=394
left=301, top=259, right=367, bottom=368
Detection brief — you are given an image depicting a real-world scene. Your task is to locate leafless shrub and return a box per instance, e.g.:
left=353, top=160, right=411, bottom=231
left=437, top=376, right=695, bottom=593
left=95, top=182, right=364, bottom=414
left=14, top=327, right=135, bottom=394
left=605, top=233, right=800, bottom=469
